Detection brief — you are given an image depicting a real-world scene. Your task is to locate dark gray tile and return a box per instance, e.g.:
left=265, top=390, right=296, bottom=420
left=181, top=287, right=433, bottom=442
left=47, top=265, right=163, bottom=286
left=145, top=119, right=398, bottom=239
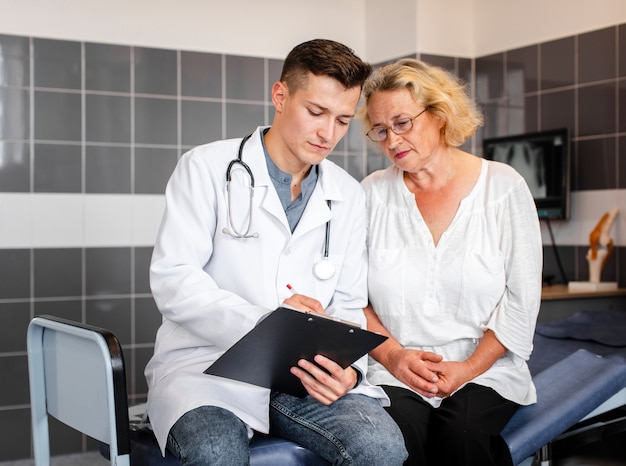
left=268, top=58, right=284, bottom=89
left=508, top=94, right=538, bottom=135
left=578, top=82, right=617, bottom=136
left=0, top=249, right=29, bottom=299
left=0, top=141, right=30, bottom=192
left=457, top=58, right=473, bottom=87
left=225, top=55, right=265, bottom=101
left=134, top=97, right=177, bottom=145
left=0, top=302, right=29, bottom=352
left=0, top=34, right=30, bottom=87
left=85, top=297, right=131, bottom=344
left=135, top=296, right=161, bottom=344
left=0, top=408, right=31, bottom=460
left=181, top=51, right=222, bottom=98
left=540, top=36, right=575, bottom=90
left=34, top=299, right=82, bottom=322
left=0, top=88, right=29, bottom=139
left=85, top=42, right=131, bottom=92
left=34, top=248, right=82, bottom=298
left=540, top=89, right=575, bottom=134
left=576, top=137, right=617, bottom=190
left=617, top=23, right=626, bottom=77
left=578, top=26, right=616, bottom=84
left=134, top=147, right=178, bottom=194
left=85, top=145, right=131, bottom=193
left=475, top=52, right=505, bottom=101
left=619, top=135, right=626, bottom=189
left=346, top=153, right=364, bottom=181
left=507, top=45, right=538, bottom=95
left=0, top=354, right=29, bottom=404
left=85, top=247, right=132, bottom=296
left=479, top=101, right=508, bottom=139
left=34, top=143, right=82, bottom=193
left=134, top=246, right=153, bottom=294
left=542, top=244, right=575, bottom=285
left=420, top=54, right=456, bottom=75
left=86, top=94, right=131, bottom=143
left=619, top=79, right=626, bottom=133
left=48, top=415, right=85, bottom=455
left=134, top=47, right=177, bottom=96
left=134, top=346, right=154, bottom=395
left=181, top=100, right=222, bottom=146
left=33, top=38, right=81, bottom=90
left=619, top=248, right=626, bottom=288
left=34, top=91, right=81, bottom=141
left=577, top=242, right=617, bottom=283
left=366, top=153, right=391, bottom=175
left=225, top=102, right=264, bottom=139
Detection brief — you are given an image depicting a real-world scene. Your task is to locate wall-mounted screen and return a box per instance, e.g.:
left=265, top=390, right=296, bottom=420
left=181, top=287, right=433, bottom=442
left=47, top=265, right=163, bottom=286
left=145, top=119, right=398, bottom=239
left=483, top=128, right=570, bottom=220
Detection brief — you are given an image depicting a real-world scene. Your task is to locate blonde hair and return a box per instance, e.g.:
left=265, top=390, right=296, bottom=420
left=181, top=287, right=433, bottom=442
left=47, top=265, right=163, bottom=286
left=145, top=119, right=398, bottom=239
left=357, top=58, right=483, bottom=147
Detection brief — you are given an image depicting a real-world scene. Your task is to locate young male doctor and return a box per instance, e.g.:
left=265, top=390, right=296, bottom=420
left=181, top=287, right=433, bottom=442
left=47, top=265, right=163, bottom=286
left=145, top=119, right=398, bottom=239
left=145, top=39, right=408, bottom=465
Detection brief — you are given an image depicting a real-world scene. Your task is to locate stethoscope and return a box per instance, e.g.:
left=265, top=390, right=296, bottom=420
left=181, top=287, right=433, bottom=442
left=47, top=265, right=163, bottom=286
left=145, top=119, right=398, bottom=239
left=222, top=133, right=336, bottom=280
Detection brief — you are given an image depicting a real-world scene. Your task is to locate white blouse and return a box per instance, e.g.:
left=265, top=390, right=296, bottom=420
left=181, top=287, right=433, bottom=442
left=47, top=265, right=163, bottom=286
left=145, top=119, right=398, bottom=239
left=361, top=159, right=543, bottom=407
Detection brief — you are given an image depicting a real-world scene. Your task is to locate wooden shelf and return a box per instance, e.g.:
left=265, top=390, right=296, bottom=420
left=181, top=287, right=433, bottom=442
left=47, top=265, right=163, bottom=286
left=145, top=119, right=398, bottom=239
left=542, top=284, right=626, bottom=301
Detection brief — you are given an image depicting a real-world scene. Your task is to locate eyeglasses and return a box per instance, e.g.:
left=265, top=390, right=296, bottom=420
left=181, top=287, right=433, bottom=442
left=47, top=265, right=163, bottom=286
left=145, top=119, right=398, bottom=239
left=366, top=107, right=430, bottom=142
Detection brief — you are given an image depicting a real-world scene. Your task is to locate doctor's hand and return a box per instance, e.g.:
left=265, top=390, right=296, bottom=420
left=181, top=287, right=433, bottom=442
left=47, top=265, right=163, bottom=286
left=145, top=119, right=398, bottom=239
left=283, top=294, right=326, bottom=316
left=290, top=355, right=357, bottom=405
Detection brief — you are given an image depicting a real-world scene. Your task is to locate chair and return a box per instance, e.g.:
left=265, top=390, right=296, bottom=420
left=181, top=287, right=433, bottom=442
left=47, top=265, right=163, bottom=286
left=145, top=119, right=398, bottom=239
left=27, top=315, right=328, bottom=465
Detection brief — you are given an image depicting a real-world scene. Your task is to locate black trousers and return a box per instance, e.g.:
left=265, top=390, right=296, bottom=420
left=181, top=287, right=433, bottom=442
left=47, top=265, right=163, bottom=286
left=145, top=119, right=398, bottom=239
left=382, top=383, right=519, bottom=466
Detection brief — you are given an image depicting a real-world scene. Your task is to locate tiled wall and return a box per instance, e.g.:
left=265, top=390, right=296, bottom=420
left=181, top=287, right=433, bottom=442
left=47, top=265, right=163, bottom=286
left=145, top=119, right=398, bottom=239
left=0, top=23, right=624, bottom=461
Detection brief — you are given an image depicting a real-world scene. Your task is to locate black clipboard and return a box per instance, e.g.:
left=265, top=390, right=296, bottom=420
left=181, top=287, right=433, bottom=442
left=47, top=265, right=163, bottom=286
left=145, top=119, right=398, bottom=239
left=204, top=307, right=387, bottom=397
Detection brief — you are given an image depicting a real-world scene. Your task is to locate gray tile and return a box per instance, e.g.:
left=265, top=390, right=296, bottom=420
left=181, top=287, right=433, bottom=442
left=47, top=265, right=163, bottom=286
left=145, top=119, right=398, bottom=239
left=540, top=36, right=575, bottom=90
left=225, top=55, right=265, bottom=101
left=0, top=408, right=31, bottom=461
left=619, top=79, right=626, bottom=133
left=225, top=102, right=264, bottom=139
left=0, top=302, right=30, bottom=352
left=540, top=89, right=575, bottom=134
left=181, top=100, right=222, bottom=146
left=85, top=145, right=131, bottom=193
left=181, top=51, right=222, bottom=98
left=134, top=97, right=177, bottom=145
left=508, top=94, right=538, bottom=135
left=420, top=53, right=456, bottom=75
left=85, top=247, right=131, bottom=295
left=134, top=246, right=153, bottom=294
left=34, top=248, right=82, bottom=298
left=578, top=82, right=617, bottom=136
left=620, top=24, right=626, bottom=77
left=0, top=355, right=29, bottom=405
left=576, top=137, right=617, bottom=190
left=47, top=416, right=85, bottom=456
left=0, top=88, right=29, bottom=139
left=346, top=119, right=365, bottom=152
left=0, top=141, right=30, bottom=192
left=85, top=42, right=131, bottom=92
left=34, top=300, right=82, bottom=322
left=0, top=249, right=30, bottom=299
left=135, top=296, right=161, bottom=344
left=346, top=153, right=364, bottom=181
left=85, top=94, right=131, bottom=143
left=34, top=143, right=82, bottom=193
left=268, top=58, right=284, bottom=89
left=33, top=38, right=81, bottom=90
left=620, top=136, right=626, bottom=189
left=0, top=34, right=30, bottom=87
left=134, top=47, right=177, bottom=96
left=134, top=147, right=178, bottom=194
left=85, top=297, right=131, bottom=344
left=367, top=153, right=390, bottom=175
left=475, top=52, right=505, bottom=100
left=578, top=26, right=616, bottom=84
left=507, top=45, right=538, bottom=94
left=34, top=91, right=81, bottom=141
left=480, top=101, right=508, bottom=139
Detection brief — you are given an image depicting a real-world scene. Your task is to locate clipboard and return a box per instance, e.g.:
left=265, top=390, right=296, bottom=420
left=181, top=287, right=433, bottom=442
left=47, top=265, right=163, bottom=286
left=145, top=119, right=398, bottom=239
left=204, top=307, right=387, bottom=397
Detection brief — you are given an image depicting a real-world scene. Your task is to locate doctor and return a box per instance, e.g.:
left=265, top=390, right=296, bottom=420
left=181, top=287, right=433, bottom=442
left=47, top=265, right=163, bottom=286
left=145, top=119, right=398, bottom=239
left=145, top=39, right=407, bottom=466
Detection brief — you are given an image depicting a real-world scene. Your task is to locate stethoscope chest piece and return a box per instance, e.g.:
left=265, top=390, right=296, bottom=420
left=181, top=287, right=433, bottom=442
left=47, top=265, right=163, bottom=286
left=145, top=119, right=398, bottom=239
left=314, top=258, right=336, bottom=280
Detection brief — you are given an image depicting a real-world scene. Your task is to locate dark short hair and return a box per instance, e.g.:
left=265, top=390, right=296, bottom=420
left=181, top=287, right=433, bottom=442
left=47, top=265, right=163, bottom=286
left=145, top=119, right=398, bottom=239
left=280, top=39, right=372, bottom=92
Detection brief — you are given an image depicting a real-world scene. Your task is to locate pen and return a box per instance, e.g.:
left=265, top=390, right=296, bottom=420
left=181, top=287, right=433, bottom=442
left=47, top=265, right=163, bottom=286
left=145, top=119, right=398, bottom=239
left=286, top=283, right=298, bottom=294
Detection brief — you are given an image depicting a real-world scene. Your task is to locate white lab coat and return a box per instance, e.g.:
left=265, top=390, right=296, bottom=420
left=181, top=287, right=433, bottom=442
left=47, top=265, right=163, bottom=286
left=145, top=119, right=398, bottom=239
left=145, top=127, right=389, bottom=454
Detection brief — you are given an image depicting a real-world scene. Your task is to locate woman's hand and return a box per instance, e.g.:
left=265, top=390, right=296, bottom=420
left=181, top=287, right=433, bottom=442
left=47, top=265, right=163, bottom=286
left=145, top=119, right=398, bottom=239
left=290, top=355, right=358, bottom=405
left=385, top=347, right=443, bottom=398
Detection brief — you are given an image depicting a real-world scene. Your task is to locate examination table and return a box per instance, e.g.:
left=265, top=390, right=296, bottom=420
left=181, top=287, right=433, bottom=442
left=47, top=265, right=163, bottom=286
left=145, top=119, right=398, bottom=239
left=27, top=309, right=626, bottom=466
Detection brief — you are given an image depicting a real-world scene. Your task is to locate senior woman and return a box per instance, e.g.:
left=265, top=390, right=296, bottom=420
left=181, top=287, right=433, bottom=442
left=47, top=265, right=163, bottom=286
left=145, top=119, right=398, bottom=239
left=357, top=58, right=543, bottom=466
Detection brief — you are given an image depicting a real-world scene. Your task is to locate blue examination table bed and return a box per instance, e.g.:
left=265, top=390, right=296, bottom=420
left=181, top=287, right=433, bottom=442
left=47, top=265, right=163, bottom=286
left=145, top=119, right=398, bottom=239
left=28, top=310, right=626, bottom=466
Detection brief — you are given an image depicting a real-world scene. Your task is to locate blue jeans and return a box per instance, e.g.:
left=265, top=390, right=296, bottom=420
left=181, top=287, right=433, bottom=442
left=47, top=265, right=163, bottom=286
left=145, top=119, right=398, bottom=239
left=167, top=394, right=407, bottom=465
